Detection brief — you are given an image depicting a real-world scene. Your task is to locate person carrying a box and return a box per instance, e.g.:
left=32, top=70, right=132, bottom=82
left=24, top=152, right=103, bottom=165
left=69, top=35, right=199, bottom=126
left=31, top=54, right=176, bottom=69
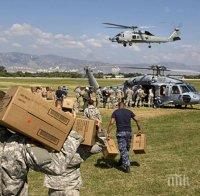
left=84, top=99, right=102, bottom=125
left=107, top=101, right=141, bottom=173
left=0, top=125, right=84, bottom=196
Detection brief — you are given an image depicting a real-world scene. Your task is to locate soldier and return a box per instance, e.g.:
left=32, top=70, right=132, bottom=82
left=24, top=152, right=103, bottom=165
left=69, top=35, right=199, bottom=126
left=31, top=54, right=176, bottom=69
left=148, top=88, right=154, bottom=107
left=55, top=86, right=65, bottom=108
left=62, top=86, right=68, bottom=97
left=135, top=85, right=146, bottom=107
left=116, top=87, right=124, bottom=103
left=107, top=102, right=141, bottom=173
left=107, top=87, right=116, bottom=109
left=0, top=126, right=13, bottom=196
left=95, top=87, right=102, bottom=108
left=125, top=87, right=134, bottom=107
left=82, top=87, right=91, bottom=111
left=45, top=131, right=106, bottom=196
left=84, top=99, right=102, bottom=122
left=74, top=86, right=82, bottom=110
left=1, top=125, right=84, bottom=196
left=101, top=88, right=109, bottom=108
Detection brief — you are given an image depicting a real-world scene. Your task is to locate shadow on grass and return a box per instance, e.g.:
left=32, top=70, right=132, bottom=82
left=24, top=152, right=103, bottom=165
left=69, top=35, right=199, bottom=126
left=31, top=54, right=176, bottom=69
left=94, top=157, right=140, bottom=172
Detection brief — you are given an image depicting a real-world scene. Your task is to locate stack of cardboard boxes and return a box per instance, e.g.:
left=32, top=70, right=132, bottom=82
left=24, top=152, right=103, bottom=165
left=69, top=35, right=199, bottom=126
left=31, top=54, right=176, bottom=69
left=0, top=86, right=99, bottom=150
left=0, top=87, right=75, bottom=151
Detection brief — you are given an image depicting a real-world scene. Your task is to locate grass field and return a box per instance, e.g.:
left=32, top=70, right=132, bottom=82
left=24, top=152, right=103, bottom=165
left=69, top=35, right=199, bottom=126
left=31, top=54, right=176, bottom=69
left=0, top=77, right=200, bottom=196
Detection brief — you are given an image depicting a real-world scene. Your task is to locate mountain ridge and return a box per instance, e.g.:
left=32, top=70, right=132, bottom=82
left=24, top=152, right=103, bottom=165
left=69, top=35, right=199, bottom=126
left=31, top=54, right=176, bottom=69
left=0, top=52, right=199, bottom=73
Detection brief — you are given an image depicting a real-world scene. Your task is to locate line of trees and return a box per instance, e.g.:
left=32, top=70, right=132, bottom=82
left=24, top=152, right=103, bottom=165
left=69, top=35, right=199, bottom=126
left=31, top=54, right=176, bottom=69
left=0, top=66, right=199, bottom=79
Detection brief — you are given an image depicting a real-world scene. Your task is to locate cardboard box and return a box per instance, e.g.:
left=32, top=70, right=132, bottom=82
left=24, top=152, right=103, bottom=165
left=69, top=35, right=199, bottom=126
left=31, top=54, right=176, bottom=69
left=72, top=117, right=96, bottom=146
left=0, top=86, right=75, bottom=151
left=132, top=133, right=146, bottom=154
left=62, top=98, right=76, bottom=109
left=103, top=139, right=119, bottom=158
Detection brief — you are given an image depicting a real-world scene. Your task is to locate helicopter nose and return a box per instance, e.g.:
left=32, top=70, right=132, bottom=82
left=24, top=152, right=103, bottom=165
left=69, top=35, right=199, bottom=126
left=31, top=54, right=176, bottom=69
left=116, top=36, right=119, bottom=42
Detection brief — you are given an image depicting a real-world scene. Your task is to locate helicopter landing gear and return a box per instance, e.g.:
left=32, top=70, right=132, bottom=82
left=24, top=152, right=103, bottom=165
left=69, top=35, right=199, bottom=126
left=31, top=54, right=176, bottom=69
left=123, top=43, right=127, bottom=47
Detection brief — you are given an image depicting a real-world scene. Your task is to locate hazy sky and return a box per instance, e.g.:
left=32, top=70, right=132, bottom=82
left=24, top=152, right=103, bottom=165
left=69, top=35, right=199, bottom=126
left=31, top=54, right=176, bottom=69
left=0, top=0, right=200, bottom=65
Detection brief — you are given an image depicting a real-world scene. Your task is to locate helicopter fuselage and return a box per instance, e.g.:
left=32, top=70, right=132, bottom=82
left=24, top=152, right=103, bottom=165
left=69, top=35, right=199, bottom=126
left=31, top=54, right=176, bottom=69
left=125, top=75, right=200, bottom=107
left=110, top=29, right=181, bottom=47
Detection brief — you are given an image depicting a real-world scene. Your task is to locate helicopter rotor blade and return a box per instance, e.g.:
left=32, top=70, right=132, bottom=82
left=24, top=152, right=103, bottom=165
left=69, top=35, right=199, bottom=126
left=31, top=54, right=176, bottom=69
left=139, top=25, right=156, bottom=29
left=168, top=69, right=200, bottom=74
left=119, top=66, right=152, bottom=70
left=103, top=22, right=138, bottom=29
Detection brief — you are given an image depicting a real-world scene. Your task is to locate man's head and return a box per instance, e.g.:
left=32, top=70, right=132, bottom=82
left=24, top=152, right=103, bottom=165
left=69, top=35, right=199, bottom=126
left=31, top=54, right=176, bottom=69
left=118, top=101, right=125, bottom=108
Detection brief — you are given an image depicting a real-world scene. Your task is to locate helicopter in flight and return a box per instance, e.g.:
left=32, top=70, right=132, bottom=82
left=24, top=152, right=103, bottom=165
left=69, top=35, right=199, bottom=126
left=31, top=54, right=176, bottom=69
left=103, top=22, right=181, bottom=48
left=84, top=65, right=200, bottom=108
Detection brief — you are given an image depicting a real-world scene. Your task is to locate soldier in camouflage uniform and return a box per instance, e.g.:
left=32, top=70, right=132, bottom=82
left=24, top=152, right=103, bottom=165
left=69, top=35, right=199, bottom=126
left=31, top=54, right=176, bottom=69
left=148, top=88, right=154, bottom=107
left=125, top=87, right=134, bottom=107
left=74, top=86, right=82, bottom=110
left=44, top=135, right=106, bottom=196
left=84, top=99, right=102, bottom=122
left=0, top=126, right=13, bottom=196
left=95, top=87, right=102, bottom=108
left=82, top=88, right=91, bottom=111
left=116, top=87, right=124, bottom=103
left=45, top=101, right=105, bottom=196
left=135, top=86, right=146, bottom=107
left=107, top=87, right=116, bottom=109
left=0, top=125, right=84, bottom=196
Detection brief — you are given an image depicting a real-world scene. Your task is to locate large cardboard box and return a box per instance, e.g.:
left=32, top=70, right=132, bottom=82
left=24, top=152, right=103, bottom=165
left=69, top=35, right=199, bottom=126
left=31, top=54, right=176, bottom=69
left=72, top=117, right=96, bottom=146
left=132, top=133, right=147, bottom=154
left=103, top=139, right=119, bottom=158
left=62, top=98, right=76, bottom=109
left=0, top=86, right=75, bottom=151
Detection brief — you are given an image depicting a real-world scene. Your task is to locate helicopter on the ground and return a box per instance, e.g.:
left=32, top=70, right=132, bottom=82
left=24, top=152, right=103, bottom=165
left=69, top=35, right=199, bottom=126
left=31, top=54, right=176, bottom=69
left=84, top=65, right=200, bottom=108
left=103, top=22, right=181, bottom=48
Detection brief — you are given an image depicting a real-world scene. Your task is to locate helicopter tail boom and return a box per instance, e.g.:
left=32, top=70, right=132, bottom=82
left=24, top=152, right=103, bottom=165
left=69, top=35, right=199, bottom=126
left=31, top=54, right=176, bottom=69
left=169, top=28, right=181, bottom=42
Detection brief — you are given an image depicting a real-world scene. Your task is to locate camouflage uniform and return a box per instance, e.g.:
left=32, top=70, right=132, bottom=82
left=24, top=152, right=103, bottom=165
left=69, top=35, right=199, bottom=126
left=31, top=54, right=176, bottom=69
left=148, top=88, right=154, bottom=107
left=125, top=88, right=134, bottom=107
left=0, top=126, right=13, bottom=196
left=117, top=132, right=132, bottom=167
left=135, top=88, right=146, bottom=107
left=1, top=128, right=83, bottom=196
left=116, top=89, right=124, bottom=102
left=95, top=88, right=102, bottom=108
left=82, top=90, right=90, bottom=111
left=74, top=87, right=82, bottom=109
left=107, top=89, right=115, bottom=109
left=83, top=105, right=102, bottom=122
left=45, top=132, right=106, bottom=196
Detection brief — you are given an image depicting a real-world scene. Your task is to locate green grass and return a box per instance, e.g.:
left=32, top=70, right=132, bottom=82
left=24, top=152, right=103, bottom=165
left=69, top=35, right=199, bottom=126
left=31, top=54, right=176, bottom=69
left=28, top=108, right=200, bottom=196
left=0, top=77, right=199, bottom=195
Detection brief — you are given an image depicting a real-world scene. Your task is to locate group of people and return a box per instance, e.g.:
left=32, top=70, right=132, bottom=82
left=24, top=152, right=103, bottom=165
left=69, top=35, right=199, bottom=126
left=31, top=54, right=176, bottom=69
left=87, top=85, right=155, bottom=109
left=0, top=85, right=142, bottom=195
left=0, top=92, right=106, bottom=196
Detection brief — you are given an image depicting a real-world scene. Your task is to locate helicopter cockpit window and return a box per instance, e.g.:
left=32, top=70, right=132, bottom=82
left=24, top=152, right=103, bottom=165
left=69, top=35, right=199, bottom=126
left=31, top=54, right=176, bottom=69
left=187, top=85, right=197, bottom=92
left=180, top=85, right=190, bottom=93
left=172, top=86, right=180, bottom=94
left=132, top=35, right=136, bottom=39
left=116, top=33, right=121, bottom=37
left=145, top=31, right=154, bottom=36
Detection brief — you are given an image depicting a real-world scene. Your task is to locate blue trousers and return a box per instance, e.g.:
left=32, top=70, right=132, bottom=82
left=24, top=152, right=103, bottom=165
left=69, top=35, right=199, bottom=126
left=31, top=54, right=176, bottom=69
left=117, top=131, right=132, bottom=167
